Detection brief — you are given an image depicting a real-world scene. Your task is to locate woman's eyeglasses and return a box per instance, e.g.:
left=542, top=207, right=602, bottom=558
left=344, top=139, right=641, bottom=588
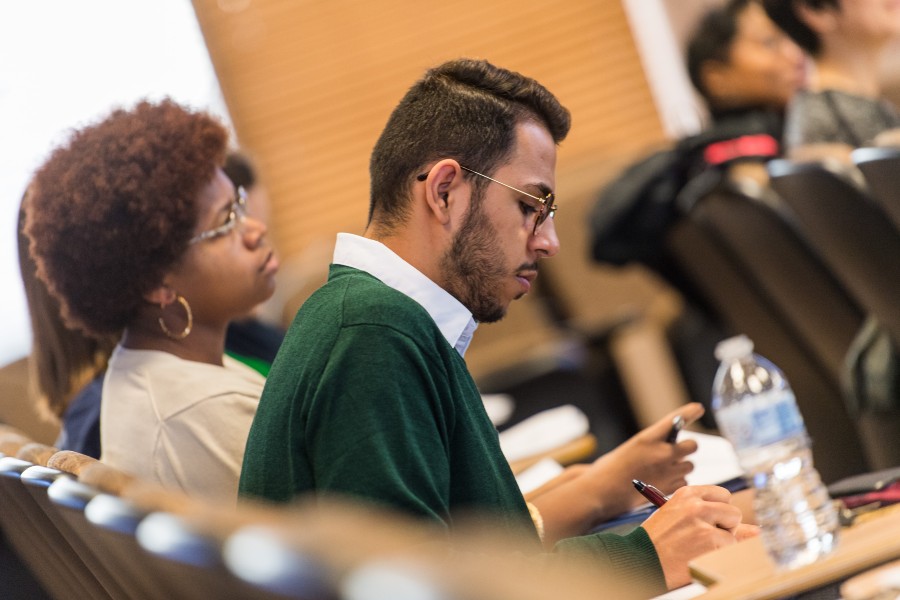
left=189, top=186, right=248, bottom=244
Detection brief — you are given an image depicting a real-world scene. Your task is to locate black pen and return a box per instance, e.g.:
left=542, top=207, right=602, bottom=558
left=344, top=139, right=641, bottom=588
left=666, top=415, right=685, bottom=444
left=633, top=479, right=670, bottom=508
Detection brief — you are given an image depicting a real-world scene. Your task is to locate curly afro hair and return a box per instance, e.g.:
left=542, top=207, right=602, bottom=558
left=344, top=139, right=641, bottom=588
left=25, top=99, right=229, bottom=337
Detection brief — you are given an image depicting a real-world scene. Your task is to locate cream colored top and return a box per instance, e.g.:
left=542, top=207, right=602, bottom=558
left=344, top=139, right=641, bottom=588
left=100, top=345, right=263, bottom=502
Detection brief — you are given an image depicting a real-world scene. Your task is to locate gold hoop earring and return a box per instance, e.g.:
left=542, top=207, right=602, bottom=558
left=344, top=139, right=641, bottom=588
left=158, top=295, right=193, bottom=340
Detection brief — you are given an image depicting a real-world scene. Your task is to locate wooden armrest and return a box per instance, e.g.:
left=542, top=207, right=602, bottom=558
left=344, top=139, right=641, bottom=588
left=508, top=433, right=598, bottom=474
left=47, top=450, right=99, bottom=476
left=121, top=480, right=196, bottom=514
left=16, top=443, right=58, bottom=466
left=0, top=425, right=33, bottom=457
left=77, top=461, right=136, bottom=496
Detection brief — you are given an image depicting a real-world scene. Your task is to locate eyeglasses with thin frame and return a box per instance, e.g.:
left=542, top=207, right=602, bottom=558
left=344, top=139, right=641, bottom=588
left=189, top=186, right=248, bottom=245
left=416, top=166, right=557, bottom=235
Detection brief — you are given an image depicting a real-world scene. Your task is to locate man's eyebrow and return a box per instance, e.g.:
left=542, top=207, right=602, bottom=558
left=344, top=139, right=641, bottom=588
left=529, top=182, right=553, bottom=197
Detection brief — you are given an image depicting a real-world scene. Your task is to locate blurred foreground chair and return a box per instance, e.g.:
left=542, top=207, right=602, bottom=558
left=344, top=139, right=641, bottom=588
left=221, top=499, right=640, bottom=600
left=0, top=430, right=107, bottom=600
left=20, top=453, right=128, bottom=599
left=44, top=451, right=639, bottom=600
left=44, top=451, right=272, bottom=600
left=2, top=437, right=651, bottom=599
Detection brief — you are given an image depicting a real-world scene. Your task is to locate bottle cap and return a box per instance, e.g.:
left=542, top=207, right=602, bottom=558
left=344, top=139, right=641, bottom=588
left=714, top=334, right=754, bottom=361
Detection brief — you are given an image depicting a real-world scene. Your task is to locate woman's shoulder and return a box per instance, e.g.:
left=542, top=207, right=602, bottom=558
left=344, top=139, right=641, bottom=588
left=107, top=346, right=264, bottom=409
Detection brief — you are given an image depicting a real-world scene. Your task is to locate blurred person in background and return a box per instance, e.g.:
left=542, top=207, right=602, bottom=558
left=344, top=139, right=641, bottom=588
left=591, top=0, right=805, bottom=421
left=687, top=0, right=805, bottom=149
left=763, top=0, right=900, bottom=159
left=222, top=151, right=286, bottom=377
left=17, top=192, right=117, bottom=457
left=592, top=0, right=804, bottom=277
left=764, top=0, right=900, bottom=467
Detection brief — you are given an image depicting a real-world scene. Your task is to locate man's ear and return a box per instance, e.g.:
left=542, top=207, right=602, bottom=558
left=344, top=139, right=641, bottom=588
left=420, top=160, right=465, bottom=225
left=794, top=0, right=838, bottom=35
left=701, top=60, right=733, bottom=104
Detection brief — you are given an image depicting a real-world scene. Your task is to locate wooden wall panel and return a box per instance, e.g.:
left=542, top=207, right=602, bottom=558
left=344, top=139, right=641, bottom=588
left=192, top=0, right=672, bottom=377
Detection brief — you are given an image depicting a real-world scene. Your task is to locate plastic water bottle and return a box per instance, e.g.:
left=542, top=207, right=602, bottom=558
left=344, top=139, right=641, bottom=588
left=712, top=335, right=839, bottom=570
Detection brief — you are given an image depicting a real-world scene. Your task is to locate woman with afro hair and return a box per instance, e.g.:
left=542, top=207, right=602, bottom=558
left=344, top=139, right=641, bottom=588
left=25, top=99, right=279, bottom=501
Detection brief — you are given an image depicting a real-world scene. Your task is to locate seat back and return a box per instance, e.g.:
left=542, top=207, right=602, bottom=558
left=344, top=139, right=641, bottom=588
left=690, top=183, right=864, bottom=384
left=49, top=476, right=185, bottom=600
left=768, top=160, right=900, bottom=349
left=664, top=182, right=870, bottom=481
left=0, top=453, right=111, bottom=599
left=47, top=451, right=265, bottom=600
left=222, top=499, right=630, bottom=600
left=0, top=424, right=33, bottom=458
left=20, top=464, right=128, bottom=599
left=851, top=146, right=900, bottom=231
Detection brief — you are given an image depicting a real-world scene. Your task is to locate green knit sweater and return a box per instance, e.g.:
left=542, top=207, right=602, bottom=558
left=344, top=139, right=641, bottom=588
left=240, top=265, right=665, bottom=591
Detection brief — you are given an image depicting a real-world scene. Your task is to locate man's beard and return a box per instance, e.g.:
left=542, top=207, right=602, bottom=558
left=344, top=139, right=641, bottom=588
left=439, top=202, right=509, bottom=323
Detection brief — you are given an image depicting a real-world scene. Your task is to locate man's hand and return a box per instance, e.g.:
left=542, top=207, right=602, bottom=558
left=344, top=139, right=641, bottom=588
left=642, top=485, right=758, bottom=589
left=582, top=403, right=704, bottom=516
left=527, top=403, right=704, bottom=544
left=617, top=403, right=705, bottom=494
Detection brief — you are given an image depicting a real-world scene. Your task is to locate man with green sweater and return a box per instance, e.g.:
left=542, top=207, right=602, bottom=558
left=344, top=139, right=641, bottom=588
left=240, top=58, right=752, bottom=594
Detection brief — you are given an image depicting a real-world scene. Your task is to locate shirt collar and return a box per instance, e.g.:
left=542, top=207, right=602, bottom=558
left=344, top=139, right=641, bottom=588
left=332, top=233, right=478, bottom=356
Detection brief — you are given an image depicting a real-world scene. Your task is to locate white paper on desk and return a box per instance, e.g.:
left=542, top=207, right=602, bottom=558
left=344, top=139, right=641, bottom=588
left=481, top=393, right=515, bottom=426
left=498, top=405, right=590, bottom=463
left=681, top=430, right=744, bottom=486
left=515, top=457, right=565, bottom=495
left=650, top=582, right=707, bottom=599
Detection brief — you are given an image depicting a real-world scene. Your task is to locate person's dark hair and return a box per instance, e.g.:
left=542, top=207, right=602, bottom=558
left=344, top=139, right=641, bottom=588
left=223, top=151, right=257, bottom=191
left=762, top=0, right=839, bottom=56
left=687, top=0, right=752, bottom=103
left=368, top=58, right=571, bottom=231
left=17, top=193, right=116, bottom=418
left=26, top=99, right=229, bottom=337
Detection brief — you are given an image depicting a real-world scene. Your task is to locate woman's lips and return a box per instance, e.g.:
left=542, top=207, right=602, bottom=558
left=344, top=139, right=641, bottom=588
left=259, top=250, right=279, bottom=275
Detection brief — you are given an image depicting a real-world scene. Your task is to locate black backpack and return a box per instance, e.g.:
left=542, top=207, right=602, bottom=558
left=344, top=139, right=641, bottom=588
left=589, top=110, right=783, bottom=270
left=589, top=145, right=692, bottom=267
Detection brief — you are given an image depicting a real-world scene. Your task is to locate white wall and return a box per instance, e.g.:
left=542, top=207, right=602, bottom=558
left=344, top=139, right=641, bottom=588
left=622, top=0, right=706, bottom=139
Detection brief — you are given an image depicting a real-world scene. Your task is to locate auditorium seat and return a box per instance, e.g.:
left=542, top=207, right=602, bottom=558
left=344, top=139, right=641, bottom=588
left=664, top=177, right=870, bottom=481
left=768, top=159, right=900, bottom=350
left=20, top=463, right=127, bottom=599
left=0, top=441, right=108, bottom=599
left=851, top=146, right=900, bottom=231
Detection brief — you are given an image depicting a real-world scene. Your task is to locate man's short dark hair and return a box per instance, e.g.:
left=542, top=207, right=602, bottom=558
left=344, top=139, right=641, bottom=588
left=687, top=0, right=752, bottom=104
left=368, top=58, right=571, bottom=231
left=762, top=0, right=839, bottom=56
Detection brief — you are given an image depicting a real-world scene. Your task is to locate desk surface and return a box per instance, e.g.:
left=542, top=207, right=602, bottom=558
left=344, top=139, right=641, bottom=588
left=690, top=504, right=900, bottom=599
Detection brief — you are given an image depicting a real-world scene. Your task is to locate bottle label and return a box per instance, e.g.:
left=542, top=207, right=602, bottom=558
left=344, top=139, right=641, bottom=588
left=715, top=390, right=805, bottom=451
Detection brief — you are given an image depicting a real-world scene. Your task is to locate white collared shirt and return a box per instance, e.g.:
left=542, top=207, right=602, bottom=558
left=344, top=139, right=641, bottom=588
left=332, top=232, right=478, bottom=356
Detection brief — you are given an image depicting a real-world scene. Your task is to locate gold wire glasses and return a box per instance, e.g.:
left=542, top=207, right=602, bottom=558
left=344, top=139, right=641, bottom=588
left=416, top=166, right=557, bottom=235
